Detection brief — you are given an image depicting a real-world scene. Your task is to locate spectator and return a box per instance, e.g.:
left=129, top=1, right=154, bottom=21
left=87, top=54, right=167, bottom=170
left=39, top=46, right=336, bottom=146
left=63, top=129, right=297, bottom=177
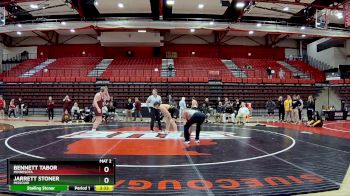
left=125, top=98, right=133, bottom=122
left=8, top=99, right=17, bottom=119
left=107, top=101, right=116, bottom=120
left=266, top=98, right=276, bottom=121
left=306, top=96, right=315, bottom=121
left=47, top=96, right=54, bottom=122
left=266, top=66, right=272, bottom=79
left=223, top=98, right=235, bottom=123
left=102, top=104, right=109, bottom=122
left=17, top=97, right=24, bottom=118
left=236, top=102, right=250, bottom=125
left=291, top=95, right=301, bottom=124
left=277, top=96, right=285, bottom=121
left=284, top=95, right=292, bottom=122
left=109, top=96, right=115, bottom=108
left=134, top=97, right=143, bottom=121
left=63, top=95, right=72, bottom=115
left=278, top=68, right=285, bottom=79
left=233, top=98, right=241, bottom=116
left=215, top=101, right=224, bottom=123
left=61, top=109, right=72, bottom=124
left=191, top=97, right=198, bottom=109
left=306, top=111, right=323, bottom=127
left=297, top=95, right=304, bottom=121
left=200, top=103, right=210, bottom=123
left=179, top=97, right=187, bottom=122
left=71, top=102, right=80, bottom=120
left=168, top=94, right=177, bottom=107
left=0, top=96, right=6, bottom=120
left=215, top=97, right=221, bottom=110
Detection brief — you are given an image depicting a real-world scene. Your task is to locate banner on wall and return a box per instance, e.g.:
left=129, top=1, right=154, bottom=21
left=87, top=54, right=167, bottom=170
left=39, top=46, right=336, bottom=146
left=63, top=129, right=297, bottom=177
left=345, top=0, right=350, bottom=28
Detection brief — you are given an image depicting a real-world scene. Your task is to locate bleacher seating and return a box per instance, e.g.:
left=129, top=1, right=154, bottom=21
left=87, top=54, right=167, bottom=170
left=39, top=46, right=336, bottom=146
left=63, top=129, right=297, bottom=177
left=232, top=58, right=293, bottom=79
left=32, top=57, right=101, bottom=82
left=173, top=57, right=233, bottom=82
left=287, top=60, right=325, bottom=82
left=101, top=58, right=162, bottom=82
left=0, top=59, right=46, bottom=80
left=331, top=79, right=350, bottom=105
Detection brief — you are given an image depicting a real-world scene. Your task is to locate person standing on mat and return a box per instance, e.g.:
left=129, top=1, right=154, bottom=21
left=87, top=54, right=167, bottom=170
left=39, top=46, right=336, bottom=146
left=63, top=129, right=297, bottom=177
left=183, top=108, right=206, bottom=144
left=63, top=95, right=72, bottom=115
left=146, top=89, right=162, bottom=132
left=47, top=96, right=55, bottom=122
left=277, top=96, right=285, bottom=122
left=153, top=102, right=178, bottom=133
left=8, top=99, right=17, bottom=119
left=0, top=96, right=6, bottom=120
left=134, top=97, right=143, bottom=121
left=306, top=95, right=315, bottom=121
left=92, top=86, right=110, bottom=131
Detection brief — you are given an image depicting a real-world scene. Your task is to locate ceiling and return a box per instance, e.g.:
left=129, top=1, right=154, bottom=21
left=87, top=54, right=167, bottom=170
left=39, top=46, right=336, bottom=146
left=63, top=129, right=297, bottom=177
left=0, top=0, right=346, bottom=25
left=0, top=0, right=348, bottom=43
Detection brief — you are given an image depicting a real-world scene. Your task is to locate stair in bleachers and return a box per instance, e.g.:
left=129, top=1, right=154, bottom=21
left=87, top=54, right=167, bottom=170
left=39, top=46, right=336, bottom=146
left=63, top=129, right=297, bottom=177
left=20, top=59, right=56, bottom=78
left=277, top=61, right=310, bottom=79
left=88, top=59, right=113, bottom=77
left=222, top=59, right=247, bottom=78
left=161, top=59, right=175, bottom=77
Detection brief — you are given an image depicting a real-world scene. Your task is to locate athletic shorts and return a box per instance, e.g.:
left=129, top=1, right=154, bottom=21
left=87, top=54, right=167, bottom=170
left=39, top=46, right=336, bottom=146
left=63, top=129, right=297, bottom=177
left=94, top=107, right=102, bottom=117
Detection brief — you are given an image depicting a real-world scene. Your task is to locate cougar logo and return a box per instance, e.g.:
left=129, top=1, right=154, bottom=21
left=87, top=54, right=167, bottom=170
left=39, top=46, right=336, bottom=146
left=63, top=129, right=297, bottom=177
left=58, top=127, right=250, bottom=156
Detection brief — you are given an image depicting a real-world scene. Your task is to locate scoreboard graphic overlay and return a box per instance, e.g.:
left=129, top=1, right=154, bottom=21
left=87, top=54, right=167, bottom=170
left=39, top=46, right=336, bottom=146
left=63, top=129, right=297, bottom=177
left=8, top=159, right=115, bottom=192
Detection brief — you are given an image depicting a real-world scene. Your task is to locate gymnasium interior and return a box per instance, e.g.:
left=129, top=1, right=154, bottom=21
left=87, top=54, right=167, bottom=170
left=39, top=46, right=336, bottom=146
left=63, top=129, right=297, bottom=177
left=0, top=0, right=349, bottom=195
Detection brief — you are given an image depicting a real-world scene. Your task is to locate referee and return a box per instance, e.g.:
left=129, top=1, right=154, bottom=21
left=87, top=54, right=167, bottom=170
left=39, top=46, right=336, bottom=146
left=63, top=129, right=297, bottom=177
left=146, top=89, right=162, bottom=132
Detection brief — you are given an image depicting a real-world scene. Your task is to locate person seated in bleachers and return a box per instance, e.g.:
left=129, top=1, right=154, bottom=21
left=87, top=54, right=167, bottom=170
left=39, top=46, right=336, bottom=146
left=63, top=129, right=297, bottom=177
left=71, top=102, right=81, bottom=120
left=61, top=109, right=72, bottom=124
left=214, top=101, right=224, bottom=123
left=236, top=102, right=250, bottom=125
left=306, top=111, right=323, bottom=127
left=266, top=66, right=272, bottom=79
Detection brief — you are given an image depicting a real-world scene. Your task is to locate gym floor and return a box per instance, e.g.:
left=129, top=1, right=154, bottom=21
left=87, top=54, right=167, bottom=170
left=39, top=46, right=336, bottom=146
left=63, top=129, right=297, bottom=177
left=0, top=117, right=349, bottom=195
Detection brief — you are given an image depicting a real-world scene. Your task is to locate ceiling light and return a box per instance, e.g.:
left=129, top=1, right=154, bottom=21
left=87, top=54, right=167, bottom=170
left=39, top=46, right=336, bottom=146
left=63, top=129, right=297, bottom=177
left=16, top=31, right=22, bottom=35
left=209, top=21, right=214, bottom=25
left=138, top=30, right=147, bottom=33
left=190, top=29, right=195, bottom=33
left=166, top=0, right=175, bottom=6
left=94, top=1, right=99, bottom=6
left=17, top=24, right=22, bottom=28
left=249, top=30, right=254, bottom=35
left=236, top=2, right=245, bottom=8
left=256, top=23, right=262, bottom=27
left=70, top=29, right=75, bottom=33
left=118, top=3, right=124, bottom=8
left=301, top=26, right=305, bottom=30
left=283, top=7, right=289, bottom=11
left=198, top=4, right=204, bottom=9
left=336, top=12, right=343, bottom=19
left=301, top=34, right=306, bottom=38
left=30, top=4, right=38, bottom=9
left=61, top=21, right=66, bottom=25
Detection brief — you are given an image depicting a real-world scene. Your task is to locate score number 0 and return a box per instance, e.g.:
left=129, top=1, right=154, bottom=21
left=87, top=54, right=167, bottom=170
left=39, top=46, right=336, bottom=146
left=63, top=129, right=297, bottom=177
left=103, top=166, right=110, bottom=184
